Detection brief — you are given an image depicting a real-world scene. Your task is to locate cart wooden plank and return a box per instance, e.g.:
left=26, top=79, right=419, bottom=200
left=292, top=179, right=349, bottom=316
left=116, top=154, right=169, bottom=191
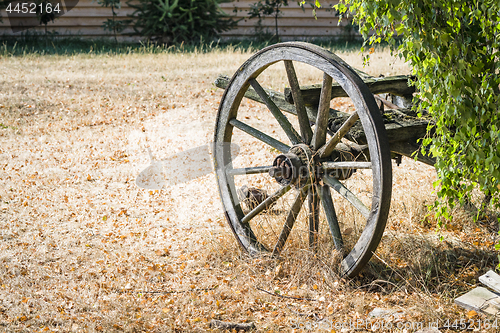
left=284, top=75, right=416, bottom=106
left=214, top=75, right=434, bottom=165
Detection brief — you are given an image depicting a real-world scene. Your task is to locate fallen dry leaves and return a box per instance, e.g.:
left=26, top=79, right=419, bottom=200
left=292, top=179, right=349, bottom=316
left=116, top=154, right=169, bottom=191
left=0, top=47, right=498, bottom=332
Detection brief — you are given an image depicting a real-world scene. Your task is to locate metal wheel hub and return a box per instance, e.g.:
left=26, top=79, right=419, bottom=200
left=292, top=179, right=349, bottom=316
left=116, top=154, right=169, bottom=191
left=269, top=144, right=314, bottom=187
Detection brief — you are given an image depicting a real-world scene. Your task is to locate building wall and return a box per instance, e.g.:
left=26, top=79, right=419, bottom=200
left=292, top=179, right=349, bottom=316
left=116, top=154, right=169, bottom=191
left=0, top=0, right=138, bottom=40
left=0, top=0, right=352, bottom=40
left=219, top=0, right=352, bottom=40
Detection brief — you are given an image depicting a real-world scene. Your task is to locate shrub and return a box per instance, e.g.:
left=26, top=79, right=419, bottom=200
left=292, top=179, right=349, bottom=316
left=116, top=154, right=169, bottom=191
left=336, top=0, right=500, bottom=223
left=98, top=0, right=131, bottom=42
left=127, top=0, right=237, bottom=44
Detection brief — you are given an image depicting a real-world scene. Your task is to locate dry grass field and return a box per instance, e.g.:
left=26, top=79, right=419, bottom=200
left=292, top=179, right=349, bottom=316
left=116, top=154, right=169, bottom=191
left=0, top=44, right=499, bottom=332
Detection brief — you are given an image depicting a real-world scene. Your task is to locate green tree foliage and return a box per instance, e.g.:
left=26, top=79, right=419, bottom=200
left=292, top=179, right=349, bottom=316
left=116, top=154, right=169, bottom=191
left=336, top=0, right=500, bottom=222
left=128, top=0, right=237, bottom=44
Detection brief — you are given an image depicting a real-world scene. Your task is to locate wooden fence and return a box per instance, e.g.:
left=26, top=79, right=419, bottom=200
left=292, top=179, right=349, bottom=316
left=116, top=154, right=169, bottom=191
left=0, top=0, right=355, bottom=40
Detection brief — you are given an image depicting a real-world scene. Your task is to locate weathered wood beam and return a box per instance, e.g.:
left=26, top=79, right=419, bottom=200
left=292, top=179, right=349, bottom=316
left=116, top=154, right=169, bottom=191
left=214, top=75, right=347, bottom=122
left=327, top=108, right=431, bottom=148
left=214, top=75, right=434, bottom=166
left=215, top=75, right=297, bottom=115
left=284, top=75, right=416, bottom=106
left=389, top=138, right=436, bottom=166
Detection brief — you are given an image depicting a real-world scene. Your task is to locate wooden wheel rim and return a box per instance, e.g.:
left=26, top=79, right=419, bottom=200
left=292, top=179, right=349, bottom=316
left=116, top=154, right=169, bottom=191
left=214, top=42, right=392, bottom=277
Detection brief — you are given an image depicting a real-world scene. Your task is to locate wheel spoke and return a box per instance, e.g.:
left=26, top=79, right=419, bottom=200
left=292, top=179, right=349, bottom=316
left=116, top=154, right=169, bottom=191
left=241, top=184, right=292, bottom=224
left=249, top=78, right=302, bottom=145
left=229, top=119, right=290, bottom=153
left=311, top=73, right=333, bottom=150
left=272, top=185, right=310, bottom=256
left=322, top=161, right=372, bottom=170
left=323, top=174, right=370, bottom=218
left=318, top=184, right=343, bottom=251
left=284, top=60, right=313, bottom=144
left=318, top=111, right=359, bottom=158
left=227, top=166, right=272, bottom=176
left=215, top=42, right=393, bottom=279
left=308, top=185, right=320, bottom=248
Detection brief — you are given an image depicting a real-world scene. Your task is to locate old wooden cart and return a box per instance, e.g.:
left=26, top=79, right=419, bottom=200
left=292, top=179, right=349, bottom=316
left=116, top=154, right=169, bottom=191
left=213, top=42, right=435, bottom=277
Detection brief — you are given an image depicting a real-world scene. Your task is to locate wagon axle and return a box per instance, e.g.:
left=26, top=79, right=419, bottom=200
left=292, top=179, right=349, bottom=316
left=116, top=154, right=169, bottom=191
left=269, top=154, right=299, bottom=185
left=269, top=143, right=363, bottom=190
left=269, top=144, right=315, bottom=187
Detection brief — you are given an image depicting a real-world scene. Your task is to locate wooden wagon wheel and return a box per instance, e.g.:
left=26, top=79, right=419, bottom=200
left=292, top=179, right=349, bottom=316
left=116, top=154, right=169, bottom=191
left=213, top=42, right=392, bottom=277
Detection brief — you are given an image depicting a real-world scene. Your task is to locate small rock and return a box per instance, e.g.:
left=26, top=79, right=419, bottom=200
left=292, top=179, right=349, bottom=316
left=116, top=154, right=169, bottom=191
left=369, top=307, right=392, bottom=318
left=368, top=307, right=404, bottom=319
